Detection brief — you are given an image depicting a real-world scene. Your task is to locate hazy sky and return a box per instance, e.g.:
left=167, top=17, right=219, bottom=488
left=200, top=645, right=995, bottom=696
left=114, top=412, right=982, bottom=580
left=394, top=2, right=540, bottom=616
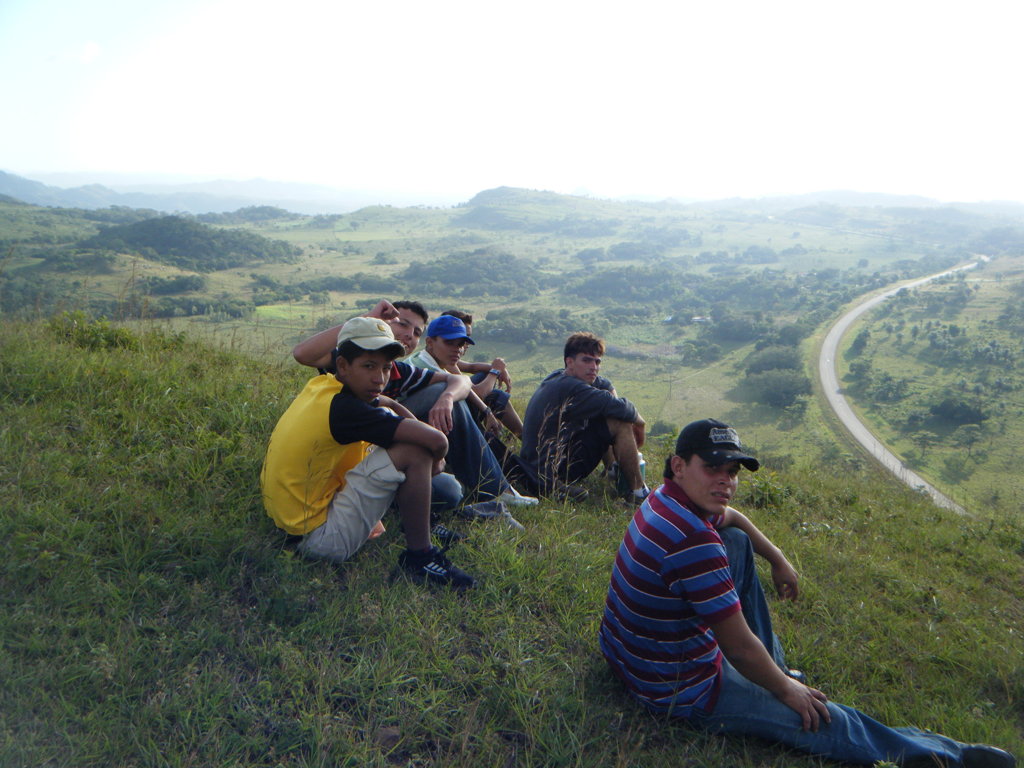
left=2, top=0, right=1023, bottom=204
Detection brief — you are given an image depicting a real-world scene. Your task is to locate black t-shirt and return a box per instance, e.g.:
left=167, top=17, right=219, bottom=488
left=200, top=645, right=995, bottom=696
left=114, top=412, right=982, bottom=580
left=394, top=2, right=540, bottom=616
left=328, top=388, right=403, bottom=447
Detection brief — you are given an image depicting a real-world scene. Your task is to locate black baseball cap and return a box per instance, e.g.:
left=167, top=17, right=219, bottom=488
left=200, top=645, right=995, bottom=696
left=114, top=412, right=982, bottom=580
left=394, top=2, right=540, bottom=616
left=675, top=418, right=760, bottom=471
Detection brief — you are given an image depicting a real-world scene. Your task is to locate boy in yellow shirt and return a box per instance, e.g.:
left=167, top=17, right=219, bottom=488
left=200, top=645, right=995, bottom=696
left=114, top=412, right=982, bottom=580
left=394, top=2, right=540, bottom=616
left=261, top=317, right=475, bottom=588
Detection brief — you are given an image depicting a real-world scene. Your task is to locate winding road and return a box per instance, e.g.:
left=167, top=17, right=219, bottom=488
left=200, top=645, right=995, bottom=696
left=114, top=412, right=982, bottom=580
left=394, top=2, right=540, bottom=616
left=817, top=262, right=983, bottom=514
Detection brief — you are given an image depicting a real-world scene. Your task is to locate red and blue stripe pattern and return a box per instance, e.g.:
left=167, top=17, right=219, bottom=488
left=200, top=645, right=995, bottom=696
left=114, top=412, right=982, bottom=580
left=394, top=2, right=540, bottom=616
left=599, top=481, right=741, bottom=716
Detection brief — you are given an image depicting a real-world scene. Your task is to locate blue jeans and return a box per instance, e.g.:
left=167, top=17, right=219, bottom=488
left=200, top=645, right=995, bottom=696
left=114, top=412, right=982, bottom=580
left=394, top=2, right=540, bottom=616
left=400, top=383, right=509, bottom=500
left=431, top=472, right=463, bottom=518
left=718, top=526, right=787, bottom=670
left=691, top=527, right=969, bottom=766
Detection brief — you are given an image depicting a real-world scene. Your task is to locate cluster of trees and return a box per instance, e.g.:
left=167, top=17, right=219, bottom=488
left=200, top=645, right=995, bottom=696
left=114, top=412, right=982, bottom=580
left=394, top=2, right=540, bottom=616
left=80, top=216, right=301, bottom=272
left=289, top=250, right=544, bottom=304
left=970, top=226, right=1024, bottom=254
left=399, top=250, right=541, bottom=299
left=196, top=206, right=300, bottom=225
left=998, top=297, right=1024, bottom=338
left=0, top=274, right=64, bottom=313
left=454, top=206, right=621, bottom=237
left=924, top=327, right=1018, bottom=367
left=574, top=235, right=703, bottom=266
left=739, top=344, right=811, bottom=408
left=631, top=225, right=700, bottom=248
left=567, top=263, right=852, bottom=323
left=873, top=285, right=1023, bottom=372
left=102, top=294, right=253, bottom=320
left=478, top=307, right=580, bottom=348
left=140, top=274, right=207, bottom=295
left=297, top=272, right=396, bottom=296
left=40, top=250, right=118, bottom=273
left=694, top=245, right=793, bottom=265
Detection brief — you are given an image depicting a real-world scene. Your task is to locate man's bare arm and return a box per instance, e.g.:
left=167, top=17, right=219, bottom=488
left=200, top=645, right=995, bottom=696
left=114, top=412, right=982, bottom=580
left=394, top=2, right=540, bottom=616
left=377, top=395, right=415, bottom=421
left=713, top=612, right=830, bottom=731
left=292, top=325, right=341, bottom=369
left=291, top=299, right=399, bottom=369
left=391, top=415, right=448, bottom=461
left=721, top=506, right=799, bottom=600
left=421, top=371, right=471, bottom=434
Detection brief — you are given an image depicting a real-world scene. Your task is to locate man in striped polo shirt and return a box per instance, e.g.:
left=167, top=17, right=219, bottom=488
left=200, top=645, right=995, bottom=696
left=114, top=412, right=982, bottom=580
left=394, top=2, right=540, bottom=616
left=599, top=419, right=1015, bottom=767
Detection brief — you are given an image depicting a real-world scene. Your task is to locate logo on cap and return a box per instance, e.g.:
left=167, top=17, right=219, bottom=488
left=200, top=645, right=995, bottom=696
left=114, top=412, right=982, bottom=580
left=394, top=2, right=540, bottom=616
left=709, top=426, right=742, bottom=447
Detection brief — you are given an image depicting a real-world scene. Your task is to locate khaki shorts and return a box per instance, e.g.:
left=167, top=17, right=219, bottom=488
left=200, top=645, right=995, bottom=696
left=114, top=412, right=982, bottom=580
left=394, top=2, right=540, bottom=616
left=297, top=447, right=405, bottom=563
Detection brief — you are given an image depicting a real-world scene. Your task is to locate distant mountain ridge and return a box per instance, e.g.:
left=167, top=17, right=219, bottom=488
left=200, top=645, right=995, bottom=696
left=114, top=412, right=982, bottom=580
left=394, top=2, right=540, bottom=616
left=3, top=170, right=1024, bottom=220
left=0, top=171, right=412, bottom=215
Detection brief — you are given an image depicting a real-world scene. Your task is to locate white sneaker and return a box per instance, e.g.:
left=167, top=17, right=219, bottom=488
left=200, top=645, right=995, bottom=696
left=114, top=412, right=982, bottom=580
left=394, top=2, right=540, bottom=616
left=458, top=500, right=525, bottom=531
left=502, top=512, right=526, bottom=531
left=499, top=488, right=539, bottom=506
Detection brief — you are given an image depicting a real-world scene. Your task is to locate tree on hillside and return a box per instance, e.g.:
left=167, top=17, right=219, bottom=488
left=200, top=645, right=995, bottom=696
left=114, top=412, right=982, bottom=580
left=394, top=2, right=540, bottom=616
left=929, top=397, right=987, bottom=426
left=849, top=328, right=871, bottom=356
left=574, top=247, right=606, bottom=264
left=141, top=274, right=207, bottom=295
left=703, top=311, right=767, bottom=343
left=401, top=250, right=540, bottom=299
left=745, top=369, right=811, bottom=407
left=775, top=323, right=809, bottom=346
left=79, top=216, right=300, bottom=272
left=744, top=345, right=802, bottom=375
left=197, top=206, right=299, bottom=225
left=952, top=424, right=984, bottom=456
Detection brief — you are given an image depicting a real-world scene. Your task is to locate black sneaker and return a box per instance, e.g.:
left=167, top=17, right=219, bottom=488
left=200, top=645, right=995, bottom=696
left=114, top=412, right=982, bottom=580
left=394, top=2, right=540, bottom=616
left=903, top=745, right=1016, bottom=768
left=430, top=523, right=466, bottom=546
left=398, top=546, right=476, bottom=589
left=549, top=482, right=589, bottom=502
left=962, top=745, right=1016, bottom=768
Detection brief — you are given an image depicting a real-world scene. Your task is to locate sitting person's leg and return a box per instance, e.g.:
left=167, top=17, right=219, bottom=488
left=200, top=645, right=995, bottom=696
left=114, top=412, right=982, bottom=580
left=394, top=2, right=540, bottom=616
left=470, top=371, right=523, bottom=438
left=691, top=658, right=984, bottom=767
left=608, top=417, right=646, bottom=494
left=389, top=441, right=476, bottom=588
left=718, top=526, right=787, bottom=670
left=445, top=399, right=508, bottom=499
left=483, top=389, right=523, bottom=438
left=387, top=442, right=433, bottom=550
left=401, top=382, right=508, bottom=500
left=298, top=447, right=405, bottom=563
left=431, top=472, right=462, bottom=518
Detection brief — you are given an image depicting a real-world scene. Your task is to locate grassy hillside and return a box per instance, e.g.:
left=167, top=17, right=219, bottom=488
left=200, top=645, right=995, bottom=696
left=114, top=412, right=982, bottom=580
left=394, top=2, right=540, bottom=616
left=1, top=317, right=1021, bottom=767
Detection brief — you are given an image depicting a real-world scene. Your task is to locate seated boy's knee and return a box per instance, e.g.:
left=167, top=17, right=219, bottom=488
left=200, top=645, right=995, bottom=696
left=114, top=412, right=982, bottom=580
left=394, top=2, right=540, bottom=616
left=386, top=442, right=433, bottom=469
left=718, top=526, right=752, bottom=555
left=606, top=417, right=637, bottom=439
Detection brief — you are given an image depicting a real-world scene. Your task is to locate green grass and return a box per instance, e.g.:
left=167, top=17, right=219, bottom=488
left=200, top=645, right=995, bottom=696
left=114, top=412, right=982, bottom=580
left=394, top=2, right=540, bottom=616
left=2, top=316, right=1022, bottom=767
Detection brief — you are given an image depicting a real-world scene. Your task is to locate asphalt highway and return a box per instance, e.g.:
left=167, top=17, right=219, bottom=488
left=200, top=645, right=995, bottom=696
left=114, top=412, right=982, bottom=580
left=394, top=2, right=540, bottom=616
left=817, top=262, right=983, bottom=515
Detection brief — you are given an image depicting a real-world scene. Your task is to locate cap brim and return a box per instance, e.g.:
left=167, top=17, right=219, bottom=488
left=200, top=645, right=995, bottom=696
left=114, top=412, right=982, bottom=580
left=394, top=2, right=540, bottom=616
left=437, top=333, right=475, bottom=344
left=697, top=449, right=760, bottom=471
